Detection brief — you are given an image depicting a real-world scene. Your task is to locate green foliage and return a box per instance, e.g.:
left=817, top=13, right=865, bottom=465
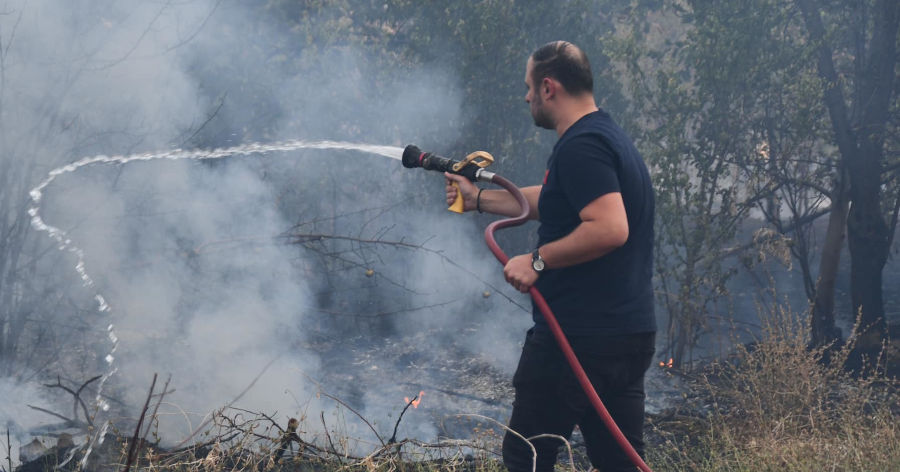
left=603, top=0, right=899, bottom=367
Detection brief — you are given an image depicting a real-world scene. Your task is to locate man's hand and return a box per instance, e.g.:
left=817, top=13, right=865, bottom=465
left=444, top=173, right=479, bottom=211
left=504, top=253, right=538, bottom=293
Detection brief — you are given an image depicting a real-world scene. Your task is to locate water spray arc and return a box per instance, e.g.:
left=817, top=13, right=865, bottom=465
left=28, top=138, right=651, bottom=470
left=403, top=144, right=654, bottom=472
left=27, top=139, right=404, bottom=468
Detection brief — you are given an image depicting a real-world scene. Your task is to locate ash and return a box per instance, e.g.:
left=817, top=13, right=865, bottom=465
left=302, top=322, right=516, bottom=439
left=304, top=320, right=680, bottom=441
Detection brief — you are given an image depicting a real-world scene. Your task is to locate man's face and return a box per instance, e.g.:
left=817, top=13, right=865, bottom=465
left=525, top=58, right=554, bottom=130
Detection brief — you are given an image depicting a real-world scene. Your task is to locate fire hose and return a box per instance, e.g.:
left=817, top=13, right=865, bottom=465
left=402, top=145, right=653, bottom=472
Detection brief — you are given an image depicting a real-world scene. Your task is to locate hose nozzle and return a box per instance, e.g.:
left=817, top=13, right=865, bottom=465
left=402, top=144, right=494, bottom=213
left=402, top=145, right=493, bottom=182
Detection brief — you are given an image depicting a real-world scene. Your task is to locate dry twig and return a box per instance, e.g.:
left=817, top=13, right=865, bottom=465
left=122, top=373, right=157, bottom=472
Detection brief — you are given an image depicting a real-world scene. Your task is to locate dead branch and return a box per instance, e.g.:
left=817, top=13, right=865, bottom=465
left=285, top=231, right=530, bottom=312
left=141, top=374, right=171, bottom=441
left=272, top=418, right=300, bottom=463
left=456, top=414, right=537, bottom=472
left=311, top=299, right=461, bottom=318
left=26, top=404, right=86, bottom=428
left=178, top=92, right=226, bottom=147
left=6, top=428, right=12, bottom=472
left=214, top=409, right=328, bottom=459
left=401, top=382, right=504, bottom=406
left=43, top=374, right=101, bottom=426
left=122, top=373, right=157, bottom=472
left=388, top=393, right=419, bottom=445
left=73, top=375, right=102, bottom=423
left=158, top=432, right=240, bottom=457
left=228, top=407, right=285, bottom=434
left=317, top=391, right=385, bottom=447
left=216, top=411, right=273, bottom=442
left=319, top=411, right=341, bottom=463
left=173, top=356, right=278, bottom=448
left=527, top=434, right=575, bottom=472
left=87, top=0, right=173, bottom=71
left=405, top=438, right=500, bottom=456
left=140, top=404, right=509, bottom=471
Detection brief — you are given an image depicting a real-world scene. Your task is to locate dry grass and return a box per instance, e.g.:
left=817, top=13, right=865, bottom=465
left=647, top=309, right=900, bottom=471
left=34, top=309, right=896, bottom=472
left=123, top=312, right=895, bottom=472
left=93, top=409, right=508, bottom=472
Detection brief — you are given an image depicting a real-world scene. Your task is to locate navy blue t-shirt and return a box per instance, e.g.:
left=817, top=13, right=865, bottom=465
left=534, top=109, right=656, bottom=336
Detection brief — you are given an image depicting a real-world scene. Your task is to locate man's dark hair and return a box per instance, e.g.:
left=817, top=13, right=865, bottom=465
left=530, top=41, right=593, bottom=96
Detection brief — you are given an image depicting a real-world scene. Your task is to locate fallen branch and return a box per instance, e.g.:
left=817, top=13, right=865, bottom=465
left=527, top=434, right=576, bottom=472
left=456, top=414, right=537, bottom=472
left=318, top=391, right=385, bottom=447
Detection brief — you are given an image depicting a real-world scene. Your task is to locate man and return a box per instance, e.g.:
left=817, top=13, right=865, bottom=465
left=444, top=41, right=656, bottom=472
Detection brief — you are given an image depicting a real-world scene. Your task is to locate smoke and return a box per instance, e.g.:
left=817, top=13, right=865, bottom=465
left=2, top=0, right=531, bottom=457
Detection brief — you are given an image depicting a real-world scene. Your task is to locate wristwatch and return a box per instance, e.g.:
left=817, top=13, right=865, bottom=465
left=531, top=249, right=545, bottom=273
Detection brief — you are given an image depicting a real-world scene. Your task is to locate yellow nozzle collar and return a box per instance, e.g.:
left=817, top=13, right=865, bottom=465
left=451, top=150, right=494, bottom=173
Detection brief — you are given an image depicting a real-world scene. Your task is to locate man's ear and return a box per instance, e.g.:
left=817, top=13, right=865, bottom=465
left=541, top=77, right=556, bottom=99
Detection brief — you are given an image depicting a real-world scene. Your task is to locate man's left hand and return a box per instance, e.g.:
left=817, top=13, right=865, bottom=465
left=504, top=253, right=538, bottom=293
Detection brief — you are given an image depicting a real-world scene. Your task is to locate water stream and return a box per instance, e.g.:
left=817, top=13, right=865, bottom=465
left=27, top=139, right=404, bottom=467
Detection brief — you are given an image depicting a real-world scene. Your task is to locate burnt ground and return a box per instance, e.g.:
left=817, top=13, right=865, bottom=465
left=302, top=321, right=683, bottom=441
left=300, top=323, right=516, bottom=439
left=26, top=320, right=895, bottom=471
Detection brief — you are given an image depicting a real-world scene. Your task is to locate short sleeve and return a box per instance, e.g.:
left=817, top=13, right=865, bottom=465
left=554, top=134, right=620, bottom=212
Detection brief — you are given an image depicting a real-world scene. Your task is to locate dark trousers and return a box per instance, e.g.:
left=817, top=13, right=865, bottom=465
left=502, top=328, right=655, bottom=472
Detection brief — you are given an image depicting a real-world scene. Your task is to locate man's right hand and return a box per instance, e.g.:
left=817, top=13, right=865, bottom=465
left=444, top=172, right=480, bottom=212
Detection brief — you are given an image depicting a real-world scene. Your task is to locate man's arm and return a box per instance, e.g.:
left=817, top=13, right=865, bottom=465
left=476, top=186, right=541, bottom=219
left=538, top=191, right=628, bottom=267
left=503, top=192, right=628, bottom=293
left=444, top=173, right=541, bottom=220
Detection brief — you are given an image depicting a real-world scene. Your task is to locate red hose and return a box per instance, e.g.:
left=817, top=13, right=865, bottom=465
left=483, top=174, right=653, bottom=472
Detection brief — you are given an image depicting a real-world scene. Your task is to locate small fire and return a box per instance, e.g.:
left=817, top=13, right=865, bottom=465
left=404, top=390, right=425, bottom=408
left=659, top=358, right=674, bottom=369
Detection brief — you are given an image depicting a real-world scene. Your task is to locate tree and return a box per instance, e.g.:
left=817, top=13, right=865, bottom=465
left=795, top=0, right=899, bottom=358
left=612, top=0, right=899, bottom=368
left=609, top=2, right=794, bottom=367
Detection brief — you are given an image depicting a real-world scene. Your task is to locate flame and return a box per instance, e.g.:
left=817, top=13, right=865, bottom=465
left=404, top=390, right=425, bottom=408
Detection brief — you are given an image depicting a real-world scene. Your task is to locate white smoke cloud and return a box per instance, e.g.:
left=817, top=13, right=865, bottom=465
left=4, top=0, right=532, bottom=457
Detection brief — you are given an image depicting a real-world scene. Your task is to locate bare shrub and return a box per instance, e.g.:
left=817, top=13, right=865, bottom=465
left=649, top=307, right=900, bottom=471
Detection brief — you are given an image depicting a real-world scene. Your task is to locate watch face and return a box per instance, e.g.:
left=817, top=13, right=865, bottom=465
left=532, top=258, right=545, bottom=271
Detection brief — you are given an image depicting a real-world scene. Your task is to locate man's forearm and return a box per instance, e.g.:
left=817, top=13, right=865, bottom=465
left=479, top=186, right=541, bottom=219
left=539, top=220, right=625, bottom=269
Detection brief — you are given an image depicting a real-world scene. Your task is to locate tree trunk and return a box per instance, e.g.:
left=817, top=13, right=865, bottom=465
left=797, top=0, right=898, bottom=364
left=810, top=172, right=848, bottom=348
left=846, top=135, right=891, bottom=357
left=847, top=0, right=898, bottom=360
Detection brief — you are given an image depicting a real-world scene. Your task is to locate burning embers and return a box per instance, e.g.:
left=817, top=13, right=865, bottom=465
left=404, top=390, right=425, bottom=409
